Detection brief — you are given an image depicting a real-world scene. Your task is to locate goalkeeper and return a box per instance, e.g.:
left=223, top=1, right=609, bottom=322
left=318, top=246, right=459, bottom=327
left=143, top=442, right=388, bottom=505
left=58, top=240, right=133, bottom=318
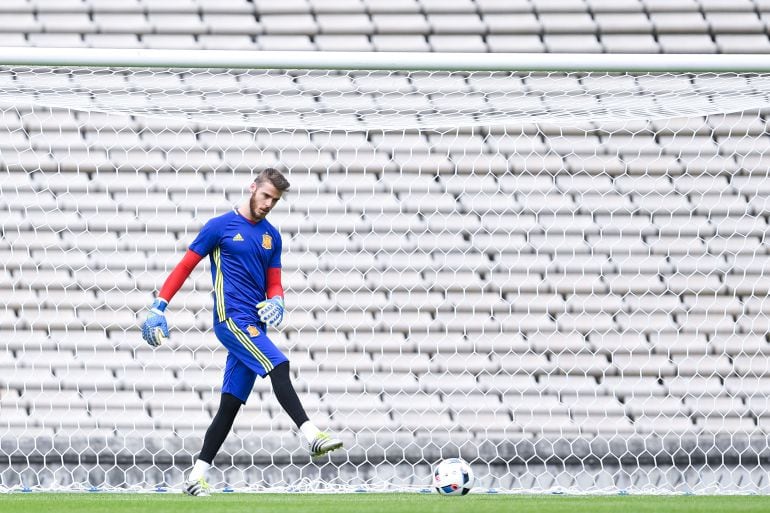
left=141, top=168, right=342, bottom=497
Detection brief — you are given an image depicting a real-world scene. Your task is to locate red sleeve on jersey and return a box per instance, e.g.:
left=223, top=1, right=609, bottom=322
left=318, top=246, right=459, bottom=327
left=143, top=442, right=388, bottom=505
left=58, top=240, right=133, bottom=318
left=158, top=249, right=204, bottom=303
left=266, top=267, right=284, bottom=299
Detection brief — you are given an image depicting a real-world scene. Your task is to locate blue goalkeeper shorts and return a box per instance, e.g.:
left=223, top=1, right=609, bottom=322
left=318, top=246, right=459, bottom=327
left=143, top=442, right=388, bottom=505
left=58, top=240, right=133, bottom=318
left=213, top=317, right=288, bottom=403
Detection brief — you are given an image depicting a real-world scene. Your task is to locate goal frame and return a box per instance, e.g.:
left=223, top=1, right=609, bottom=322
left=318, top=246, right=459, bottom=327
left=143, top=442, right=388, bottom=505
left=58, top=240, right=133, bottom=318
left=3, top=47, right=770, bottom=493
left=2, top=47, right=770, bottom=73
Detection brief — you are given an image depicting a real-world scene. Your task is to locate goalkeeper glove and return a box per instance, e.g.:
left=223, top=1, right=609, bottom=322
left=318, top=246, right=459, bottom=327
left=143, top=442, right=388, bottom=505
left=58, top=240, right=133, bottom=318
left=256, top=296, right=284, bottom=327
left=141, top=298, right=169, bottom=347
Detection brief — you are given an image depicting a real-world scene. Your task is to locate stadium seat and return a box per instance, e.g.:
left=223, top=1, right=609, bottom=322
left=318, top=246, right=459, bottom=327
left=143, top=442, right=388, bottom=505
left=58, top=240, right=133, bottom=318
left=458, top=411, right=515, bottom=432
left=156, top=409, right=214, bottom=431
left=121, top=368, right=179, bottom=391
left=0, top=13, right=39, bottom=32
left=695, top=415, right=757, bottom=434
left=515, top=412, right=578, bottom=435
left=57, top=368, right=120, bottom=392
left=257, top=35, right=316, bottom=50
left=17, top=390, right=86, bottom=412
left=484, top=12, right=541, bottom=33
left=486, top=35, right=546, bottom=52
left=396, top=410, right=453, bottom=429
left=370, top=34, right=430, bottom=52
left=715, top=34, right=770, bottom=53
left=34, top=406, right=98, bottom=429
left=658, top=34, right=718, bottom=53
left=444, top=391, right=504, bottom=412
left=712, top=334, right=770, bottom=356
left=634, top=414, right=694, bottom=434
left=429, top=35, right=487, bottom=52
left=370, top=353, right=429, bottom=374
left=101, top=409, right=157, bottom=430
left=0, top=29, right=25, bottom=44
left=28, top=33, right=87, bottom=48
left=574, top=413, right=636, bottom=434
left=330, top=409, right=397, bottom=430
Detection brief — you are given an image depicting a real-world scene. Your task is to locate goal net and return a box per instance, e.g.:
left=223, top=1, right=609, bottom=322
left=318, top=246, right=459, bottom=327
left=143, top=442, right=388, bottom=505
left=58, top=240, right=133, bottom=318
left=2, top=51, right=770, bottom=494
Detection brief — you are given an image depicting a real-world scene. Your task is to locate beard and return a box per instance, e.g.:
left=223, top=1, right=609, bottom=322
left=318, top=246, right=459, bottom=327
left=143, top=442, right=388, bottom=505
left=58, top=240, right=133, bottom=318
left=249, top=193, right=261, bottom=220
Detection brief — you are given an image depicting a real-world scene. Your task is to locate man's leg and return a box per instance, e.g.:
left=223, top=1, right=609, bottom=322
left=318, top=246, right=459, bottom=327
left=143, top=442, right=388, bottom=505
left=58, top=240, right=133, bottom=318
left=200, top=393, right=243, bottom=463
left=185, top=392, right=242, bottom=496
left=218, top=318, right=343, bottom=458
left=268, top=361, right=309, bottom=427
left=268, top=361, right=343, bottom=458
left=185, top=336, right=257, bottom=496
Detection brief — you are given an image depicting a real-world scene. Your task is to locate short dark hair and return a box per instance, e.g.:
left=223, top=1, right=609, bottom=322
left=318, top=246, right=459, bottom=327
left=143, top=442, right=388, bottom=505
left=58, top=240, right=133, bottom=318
left=254, top=168, right=290, bottom=192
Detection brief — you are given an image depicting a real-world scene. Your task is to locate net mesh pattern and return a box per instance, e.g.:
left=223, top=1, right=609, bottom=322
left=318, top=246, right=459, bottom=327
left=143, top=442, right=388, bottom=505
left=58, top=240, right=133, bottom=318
left=2, top=67, right=770, bottom=128
left=1, top=66, right=770, bottom=493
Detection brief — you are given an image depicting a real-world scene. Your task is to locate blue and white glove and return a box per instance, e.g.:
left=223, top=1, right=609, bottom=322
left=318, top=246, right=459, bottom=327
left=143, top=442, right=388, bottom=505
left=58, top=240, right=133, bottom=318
left=256, top=296, right=285, bottom=327
left=141, top=298, right=169, bottom=347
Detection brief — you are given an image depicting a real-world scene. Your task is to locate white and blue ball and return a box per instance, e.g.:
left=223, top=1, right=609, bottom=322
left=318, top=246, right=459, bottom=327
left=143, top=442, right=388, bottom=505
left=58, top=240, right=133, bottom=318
left=432, top=458, right=474, bottom=496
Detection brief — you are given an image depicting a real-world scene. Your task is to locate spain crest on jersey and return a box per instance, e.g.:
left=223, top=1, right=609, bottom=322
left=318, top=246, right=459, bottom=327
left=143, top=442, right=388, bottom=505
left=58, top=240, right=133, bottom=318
left=262, top=233, right=272, bottom=250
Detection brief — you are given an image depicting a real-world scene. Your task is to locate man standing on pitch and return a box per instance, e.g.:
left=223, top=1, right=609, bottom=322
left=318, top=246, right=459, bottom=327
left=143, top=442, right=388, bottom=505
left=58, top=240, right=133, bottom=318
left=141, top=168, right=343, bottom=496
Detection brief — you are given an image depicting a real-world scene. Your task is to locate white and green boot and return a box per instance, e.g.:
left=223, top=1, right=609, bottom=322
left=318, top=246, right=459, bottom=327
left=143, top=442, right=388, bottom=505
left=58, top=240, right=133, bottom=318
left=309, top=432, right=343, bottom=458
left=183, top=477, right=211, bottom=497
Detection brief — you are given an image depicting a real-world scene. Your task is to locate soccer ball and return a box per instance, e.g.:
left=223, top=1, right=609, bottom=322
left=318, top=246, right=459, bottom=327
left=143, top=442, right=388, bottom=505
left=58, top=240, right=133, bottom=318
left=432, top=457, right=474, bottom=496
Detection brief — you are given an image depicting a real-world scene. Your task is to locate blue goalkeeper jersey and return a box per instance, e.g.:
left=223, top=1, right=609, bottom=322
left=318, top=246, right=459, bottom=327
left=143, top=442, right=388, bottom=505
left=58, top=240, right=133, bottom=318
left=189, top=210, right=282, bottom=326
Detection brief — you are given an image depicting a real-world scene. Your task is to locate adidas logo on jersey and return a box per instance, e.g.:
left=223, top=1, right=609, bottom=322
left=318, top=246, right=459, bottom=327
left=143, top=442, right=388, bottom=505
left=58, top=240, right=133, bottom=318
left=233, top=233, right=244, bottom=242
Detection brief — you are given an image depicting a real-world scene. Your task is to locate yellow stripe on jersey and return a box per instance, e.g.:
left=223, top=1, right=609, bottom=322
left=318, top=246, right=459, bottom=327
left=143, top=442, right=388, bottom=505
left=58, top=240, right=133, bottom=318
left=212, top=247, right=226, bottom=321
left=225, top=318, right=274, bottom=372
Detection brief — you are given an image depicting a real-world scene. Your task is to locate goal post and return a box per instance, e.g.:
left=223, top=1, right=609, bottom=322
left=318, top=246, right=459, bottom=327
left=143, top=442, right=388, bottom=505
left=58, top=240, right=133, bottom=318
left=1, top=48, right=770, bottom=493
left=5, top=46, right=770, bottom=71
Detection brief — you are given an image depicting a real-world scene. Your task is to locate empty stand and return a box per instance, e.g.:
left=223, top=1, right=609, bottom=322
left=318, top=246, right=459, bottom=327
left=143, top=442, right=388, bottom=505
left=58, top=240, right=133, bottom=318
left=1, top=0, right=770, bottom=494
left=0, top=0, right=767, bottom=53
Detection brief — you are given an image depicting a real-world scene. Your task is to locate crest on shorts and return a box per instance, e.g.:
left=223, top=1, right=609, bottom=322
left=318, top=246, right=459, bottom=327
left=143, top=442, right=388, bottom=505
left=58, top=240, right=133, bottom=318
left=262, top=233, right=272, bottom=250
left=247, top=325, right=260, bottom=337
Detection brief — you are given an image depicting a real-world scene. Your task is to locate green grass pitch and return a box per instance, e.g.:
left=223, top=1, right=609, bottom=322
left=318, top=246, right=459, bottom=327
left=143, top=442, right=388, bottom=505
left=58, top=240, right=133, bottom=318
left=0, top=493, right=769, bottom=513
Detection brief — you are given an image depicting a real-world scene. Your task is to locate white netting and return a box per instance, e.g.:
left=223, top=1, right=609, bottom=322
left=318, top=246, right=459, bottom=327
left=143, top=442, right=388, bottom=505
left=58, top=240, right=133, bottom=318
left=2, top=64, right=770, bottom=493
left=2, top=68, right=770, bottom=128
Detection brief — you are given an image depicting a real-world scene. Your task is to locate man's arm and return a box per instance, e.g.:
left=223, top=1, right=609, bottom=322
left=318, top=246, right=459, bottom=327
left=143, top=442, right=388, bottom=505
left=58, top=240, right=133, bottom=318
left=265, top=267, right=284, bottom=299
left=158, top=249, right=204, bottom=303
left=141, top=249, right=204, bottom=347
left=257, top=267, right=285, bottom=327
